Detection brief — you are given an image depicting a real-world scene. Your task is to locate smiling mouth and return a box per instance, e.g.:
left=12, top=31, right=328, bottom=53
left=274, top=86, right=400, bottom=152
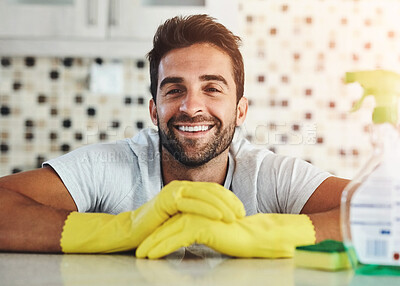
left=175, top=125, right=214, bottom=133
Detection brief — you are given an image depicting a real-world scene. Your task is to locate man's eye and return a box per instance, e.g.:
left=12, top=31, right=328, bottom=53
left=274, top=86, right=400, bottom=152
left=166, top=89, right=182, bottom=95
left=206, top=87, right=220, bottom=93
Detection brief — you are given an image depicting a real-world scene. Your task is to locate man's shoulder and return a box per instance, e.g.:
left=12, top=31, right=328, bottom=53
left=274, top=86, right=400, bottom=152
left=123, top=128, right=160, bottom=163
left=47, top=128, right=159, bottom=165
left=230, top=131, right=274, bottom=159
left=128, top=128, right=159, bottom=146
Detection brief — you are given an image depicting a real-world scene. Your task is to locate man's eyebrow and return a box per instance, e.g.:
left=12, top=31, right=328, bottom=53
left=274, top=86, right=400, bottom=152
left=159, top=77, right=184, bottom=90
left=199, top=75, right=228, bottom=86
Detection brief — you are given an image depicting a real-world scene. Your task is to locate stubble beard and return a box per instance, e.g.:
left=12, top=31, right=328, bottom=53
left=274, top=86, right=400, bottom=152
left=158, top=113, right=236, bottom=168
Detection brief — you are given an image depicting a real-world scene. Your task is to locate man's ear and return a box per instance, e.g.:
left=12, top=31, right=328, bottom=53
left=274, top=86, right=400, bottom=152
left=149, top=99, right=158, bottom=126
left=236, top=97, right=248, bottom=126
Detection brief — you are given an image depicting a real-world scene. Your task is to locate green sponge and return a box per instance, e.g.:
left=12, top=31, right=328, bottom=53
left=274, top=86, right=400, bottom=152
left=294, top=240, right=351, bottom=271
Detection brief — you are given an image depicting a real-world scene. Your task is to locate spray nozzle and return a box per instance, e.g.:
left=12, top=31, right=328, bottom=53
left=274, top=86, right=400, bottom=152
left=345, top=70, right=400, bottom=125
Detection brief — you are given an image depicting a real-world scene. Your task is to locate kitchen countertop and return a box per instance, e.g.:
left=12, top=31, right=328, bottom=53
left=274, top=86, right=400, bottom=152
left=1, top=245, right=399, bottom=286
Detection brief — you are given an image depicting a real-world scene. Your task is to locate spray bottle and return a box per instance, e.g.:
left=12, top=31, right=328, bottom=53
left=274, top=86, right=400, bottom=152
left=341, top=70, right=400, bottom=269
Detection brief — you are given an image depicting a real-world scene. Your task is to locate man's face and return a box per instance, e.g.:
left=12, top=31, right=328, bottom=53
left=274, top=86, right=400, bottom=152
left=150, top=43, right=247, bottom=167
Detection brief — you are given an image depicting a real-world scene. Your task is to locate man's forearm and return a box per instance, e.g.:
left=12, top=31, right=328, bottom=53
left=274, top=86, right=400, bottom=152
left=0, top=188, right=70, bottom=252
left=308, top=207, right=341, bottom=243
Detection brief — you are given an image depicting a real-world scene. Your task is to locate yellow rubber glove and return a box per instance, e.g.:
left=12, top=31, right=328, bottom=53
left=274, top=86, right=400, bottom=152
left=60, top=180, right=245, bottom=253
left=136, top=213, right=316, bottom=259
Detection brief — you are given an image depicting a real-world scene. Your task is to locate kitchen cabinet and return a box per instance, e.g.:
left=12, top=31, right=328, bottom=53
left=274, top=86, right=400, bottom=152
left=0, top=0, right=239, bottom=57
left=0, top=0, right=108, bottom=39
left=108, top=0, right=239, bottom=41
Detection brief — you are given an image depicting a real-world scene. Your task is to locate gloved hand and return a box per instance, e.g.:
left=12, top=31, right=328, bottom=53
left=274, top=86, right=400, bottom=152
left=60, top=180, right=245, bottom=253
left=136, top=213, right=316, bottom=259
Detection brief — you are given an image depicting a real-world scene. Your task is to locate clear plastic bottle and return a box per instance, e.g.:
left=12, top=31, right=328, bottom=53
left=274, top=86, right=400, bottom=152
left=341, top=70, right=400, bottom=269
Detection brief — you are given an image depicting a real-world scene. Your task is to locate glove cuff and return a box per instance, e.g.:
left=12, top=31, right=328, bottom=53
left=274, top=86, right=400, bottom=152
left=61, top=211, right=136, bottom=253
left=260, top=213, right=316, bottom=258
left=297, top=214, right=317, bottom=246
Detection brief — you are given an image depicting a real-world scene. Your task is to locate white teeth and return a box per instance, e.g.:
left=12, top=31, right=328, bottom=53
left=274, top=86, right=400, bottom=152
left=178, top=125, right=210, bottom=132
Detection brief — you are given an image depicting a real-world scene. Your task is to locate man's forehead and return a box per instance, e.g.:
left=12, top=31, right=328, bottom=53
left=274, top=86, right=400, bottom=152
left=158, top=43, right=234, bottom=82
left=162, top=42, right=225, bottom=59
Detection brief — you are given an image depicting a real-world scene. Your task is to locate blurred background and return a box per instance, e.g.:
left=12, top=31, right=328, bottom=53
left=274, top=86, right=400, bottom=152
left=1, top=0, right=400, bottom=178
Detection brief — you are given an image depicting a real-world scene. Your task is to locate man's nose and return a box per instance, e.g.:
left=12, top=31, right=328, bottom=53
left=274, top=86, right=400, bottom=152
left=179, top=90, right=205, bottom=116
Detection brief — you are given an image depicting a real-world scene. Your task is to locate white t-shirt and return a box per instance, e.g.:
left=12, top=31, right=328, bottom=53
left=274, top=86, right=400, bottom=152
left=44, top=128, right=331, bottom=215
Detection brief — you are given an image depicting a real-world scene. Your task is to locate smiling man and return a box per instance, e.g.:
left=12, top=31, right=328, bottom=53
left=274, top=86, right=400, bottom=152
left=0, top=15, right=348, bottom=257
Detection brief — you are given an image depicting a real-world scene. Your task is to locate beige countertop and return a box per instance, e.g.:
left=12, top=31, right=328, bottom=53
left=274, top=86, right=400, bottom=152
left=0, top=245, right=398, bottom=286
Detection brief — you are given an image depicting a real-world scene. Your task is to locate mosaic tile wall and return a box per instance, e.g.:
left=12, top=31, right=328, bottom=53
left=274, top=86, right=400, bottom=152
left=1, top=0, right=400, bottom=179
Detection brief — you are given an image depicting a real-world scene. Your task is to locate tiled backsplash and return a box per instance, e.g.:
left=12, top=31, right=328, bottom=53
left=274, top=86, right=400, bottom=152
left=0, top=57, right=152, bottom=175
left=1, top=0, right=400, bottom=179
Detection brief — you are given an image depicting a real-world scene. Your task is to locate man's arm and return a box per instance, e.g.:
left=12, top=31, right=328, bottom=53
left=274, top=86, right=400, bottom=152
left=1, top=168, right=246, bottom=254
left=0, top=167, right=77, bottom=252
left=301, top=176, right=350, bottom=242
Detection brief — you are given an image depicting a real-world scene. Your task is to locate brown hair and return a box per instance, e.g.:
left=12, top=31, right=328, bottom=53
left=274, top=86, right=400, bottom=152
left=147, top=14, right=244, bottom=103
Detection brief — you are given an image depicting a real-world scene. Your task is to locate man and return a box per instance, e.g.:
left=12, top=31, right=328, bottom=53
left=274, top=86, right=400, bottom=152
left=0, top=15, right=348, bottom=257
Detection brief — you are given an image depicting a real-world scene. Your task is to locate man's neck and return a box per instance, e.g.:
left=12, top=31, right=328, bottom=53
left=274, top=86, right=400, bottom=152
left=161, top=147, right=229, bottom=186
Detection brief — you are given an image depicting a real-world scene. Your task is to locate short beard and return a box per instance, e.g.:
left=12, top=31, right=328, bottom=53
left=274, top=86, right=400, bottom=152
left=158, top=114, right=236, bottom=167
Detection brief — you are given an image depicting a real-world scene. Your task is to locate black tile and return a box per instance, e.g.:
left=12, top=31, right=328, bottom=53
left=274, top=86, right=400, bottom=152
left=87, top=107, right=96, bottom=116
left=25, top=57, right=35, bottom=67
left=63, top=57, right=74, bottom=67
left=137, top=97, right=145, bottom=105
left=37, top=94, right=47, bottom=104
left=0, top=105, right=11, bottom=116
left=13, top=82, right=22, bottom=91
left=136, top=121, right=144, bottom=129
left=25, top=119, right=34, bottom=127
left=74, top=132, right=83, bottom=141
left=95, top=58, right=103, bottom=65
left=60, top=144, right=70, bottom=152
left=75, top=94, right=83, bottom=104
left=25, top=132, right=34, bottom=141
left=136, top=60, right=145, bottom=68
left=111, top=120, right=120, bottom=128
left=49, top=132, right=58, bottom=140
left=62, top=119, right=72, bottom=128
left=0, top=142, right=9, bottom=153
left=124, top=97, right=132, bottom=105
left=49, top=70, right=59, bottom=80
left=11, top=168, right=22, bottom=174
left=99, top=132, right=108, bottom=140
left=1, top=57, right=11, bottom=67
left=36, top=155, right=46, bottom=168
left=50, top=107, right=58, bottom=116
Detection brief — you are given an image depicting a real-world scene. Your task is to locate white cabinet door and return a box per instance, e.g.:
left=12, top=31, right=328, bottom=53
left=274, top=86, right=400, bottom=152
left=108, top=0, right=239, bottom=41
left=0, top=0, right=108, bottom=39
